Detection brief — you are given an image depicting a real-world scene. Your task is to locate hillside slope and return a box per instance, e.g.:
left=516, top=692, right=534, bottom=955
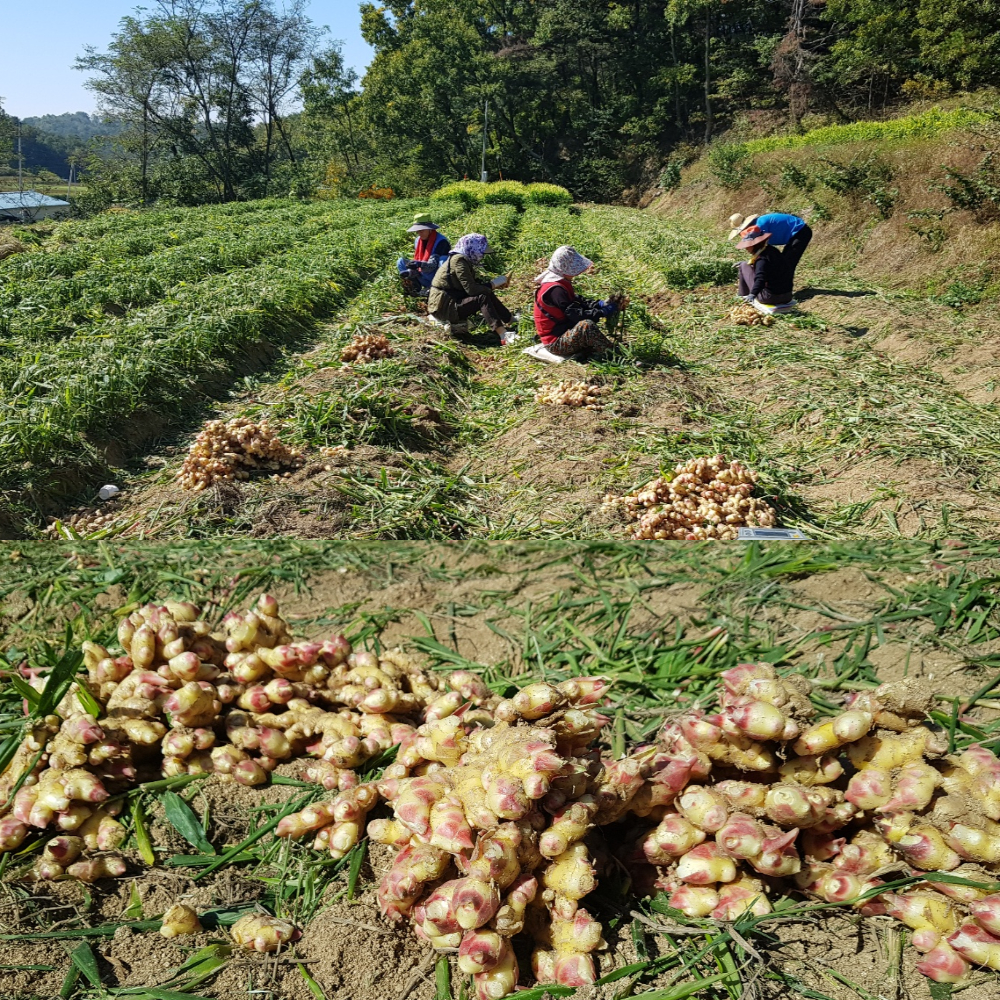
left=648, top=105, right=1000, bottom=296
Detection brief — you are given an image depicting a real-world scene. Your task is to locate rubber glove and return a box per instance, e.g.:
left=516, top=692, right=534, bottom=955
left=742, top=294, right=756, bottom=304
left=597, top=300, right=617, bottom=317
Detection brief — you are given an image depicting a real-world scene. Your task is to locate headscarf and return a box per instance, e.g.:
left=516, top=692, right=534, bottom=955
left=452, top=233, right=490, bottom=264
left=534, top=245, right=594, bottom=285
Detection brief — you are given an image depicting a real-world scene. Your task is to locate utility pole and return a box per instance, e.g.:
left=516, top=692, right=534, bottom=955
left=66, top=161, right=73, bottom=202
left=480, top=101, right=488, bottom=183
left=16, top=122, right=23, bottom=193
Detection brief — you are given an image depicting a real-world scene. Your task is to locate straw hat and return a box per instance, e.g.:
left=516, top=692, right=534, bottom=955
left=736, top=226, right=772, bottom=251
left=407, top=212, right=439, bottom=232
left=727, top=213, right=758, bottom=240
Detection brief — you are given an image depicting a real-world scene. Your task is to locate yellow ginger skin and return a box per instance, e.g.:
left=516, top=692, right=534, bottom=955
left=160, top=904, right=203, bottom=938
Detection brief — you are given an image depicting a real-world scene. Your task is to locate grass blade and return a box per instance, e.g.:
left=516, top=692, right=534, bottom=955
left=300, top=963, right=328, bottom=1000
left=160, top=791, right=215, bottom=855
left=192, top=792, right=313, bottom=881
left=346, top=840, right=366, bottom=901
left=69, top=940, right=101, bottom=986
left=132, top=799, right=156, bottom=866
left=435, top=954, right=451, bottom=1000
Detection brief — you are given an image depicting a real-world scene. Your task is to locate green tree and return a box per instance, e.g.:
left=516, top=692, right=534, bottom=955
left=914, top=0, right=1000, bottom=90
left=77, top=0, right=321, bottom=204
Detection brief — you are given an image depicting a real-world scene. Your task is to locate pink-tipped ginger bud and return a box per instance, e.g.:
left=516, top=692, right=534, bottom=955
left=676, top=786, right=728, bottom=832
left=675, top=843, right=737, bottom=885
left=667, top=885, right=719, bottom=917
left=642, top=812, right=705, bottom=863
left=712, top=875, right=771, bottom=920
left=947, top=921, right=1000, bottom=971
left=459, top=929, right=505, bottom=975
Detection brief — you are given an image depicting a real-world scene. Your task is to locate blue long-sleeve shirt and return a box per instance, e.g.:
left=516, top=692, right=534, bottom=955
left=754, top=213, right=806, bottom=247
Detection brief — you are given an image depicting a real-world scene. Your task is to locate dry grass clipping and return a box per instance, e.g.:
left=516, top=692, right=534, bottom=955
left=0, top=233, right=26, bottom=262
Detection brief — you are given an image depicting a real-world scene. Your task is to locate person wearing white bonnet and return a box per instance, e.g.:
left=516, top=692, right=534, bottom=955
left=531, top=245, right=624, bottom=361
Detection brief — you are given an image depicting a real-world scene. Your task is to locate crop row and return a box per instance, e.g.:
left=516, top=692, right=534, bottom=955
left=3, top=202, right=425, bottom=339
left=0, top=199, right=475, bottom=513
left=569, top=205, right=736, bottom=291
left=7, top=199, right=306, bottom=284
left=0, top=199, right=394, bottom=299
left=44, top=197, right=298, bottom=244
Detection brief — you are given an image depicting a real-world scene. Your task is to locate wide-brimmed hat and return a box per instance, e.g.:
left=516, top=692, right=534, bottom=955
left=407, top=212, right=439, bottom=232
left=728, top=213, right=758, bottom=240
left=736, top=226, right=772, bottom=251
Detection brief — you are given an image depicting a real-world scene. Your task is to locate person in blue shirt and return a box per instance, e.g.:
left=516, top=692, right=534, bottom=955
left=728, top=211, right=812, bottom=303
left=398, top=213, right=451, bottom=297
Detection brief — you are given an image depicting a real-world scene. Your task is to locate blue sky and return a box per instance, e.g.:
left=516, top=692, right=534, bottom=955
left=0, top=0, right=374, bottom=119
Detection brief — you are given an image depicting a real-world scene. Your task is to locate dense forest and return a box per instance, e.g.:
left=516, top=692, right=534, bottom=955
left=3, top=0, right=999, bottom=204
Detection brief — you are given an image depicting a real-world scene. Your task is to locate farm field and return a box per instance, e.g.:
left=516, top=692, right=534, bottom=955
left=1, top=539, right=1000, bottom=1000
left=2, top=195, right=1000, bottom=539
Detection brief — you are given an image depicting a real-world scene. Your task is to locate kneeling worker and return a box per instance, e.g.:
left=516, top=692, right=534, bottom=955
left=398, top=213, right=451, bottom=295
left=735, top=226, right=800, bottom=306
left=533, top=245, right=622, bottom=359
left=428, top=233, right=516, bottom=344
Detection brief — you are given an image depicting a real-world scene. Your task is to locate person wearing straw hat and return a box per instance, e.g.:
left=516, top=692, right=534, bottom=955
left=728, top=211, right=812, bottom=299
left=428, top=233, right=516, bottom=344
left=530, top=245, right=623, bottom=360
left=735, top=226, right=798, bottom=306
left=397, top=213, right=452, bottom=296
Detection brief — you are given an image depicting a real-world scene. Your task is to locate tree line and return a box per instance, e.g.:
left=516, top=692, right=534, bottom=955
left=3, top=0, right=999, bottom=207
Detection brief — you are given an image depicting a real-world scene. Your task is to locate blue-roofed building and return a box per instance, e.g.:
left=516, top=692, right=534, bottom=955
left=0, top=190, right=71, bottom=222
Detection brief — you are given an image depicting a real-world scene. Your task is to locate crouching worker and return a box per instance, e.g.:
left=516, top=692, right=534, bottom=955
left=533, top=245, right=620, bottom=359
left=397, top=213, right=451, bottom=296
left=735, top=226, right=797, bottom=306
left=728, top=210, right=812, bottom=299
left=428, top=233, right=516, bottom=344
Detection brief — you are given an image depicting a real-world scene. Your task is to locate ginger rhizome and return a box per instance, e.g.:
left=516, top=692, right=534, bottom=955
left=603, top=454, right=777, bottom=540
left=535, top=381, right=606, bottom=410
left=175, top=417, right=304, bottom=491
left=728, top=302, right=775, bottom=327
left=4, top=598, right=1000, bottom=995
left=340, top=332, right=394, bottom=363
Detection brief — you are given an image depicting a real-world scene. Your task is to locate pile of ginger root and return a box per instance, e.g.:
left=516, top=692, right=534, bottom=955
left=3, top=595, right=1000, bottom=997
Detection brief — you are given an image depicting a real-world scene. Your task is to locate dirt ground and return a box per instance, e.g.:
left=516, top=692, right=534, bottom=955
left=2, top=547, right=1000, bottom=999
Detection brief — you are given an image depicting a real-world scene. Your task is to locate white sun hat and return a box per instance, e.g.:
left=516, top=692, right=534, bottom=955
left=727, top=213, right=759, bottom=240
left=534, top=245, right=595, bottom=284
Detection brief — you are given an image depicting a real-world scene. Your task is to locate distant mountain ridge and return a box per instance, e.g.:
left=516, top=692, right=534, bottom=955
left=21, top=112, right=124, bottom=143
left=6, top=113, right=123, bottom=179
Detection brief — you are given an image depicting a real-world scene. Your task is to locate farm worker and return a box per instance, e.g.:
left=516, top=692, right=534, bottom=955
left=532, top=245, right=621, bottom=359
left=397, top=213, right=451, bottom=295
left=428, top=233, right=517, bottom=345
left=735, top=226, right=799, bottom=306
left=728, top=211, right=812, bottom=293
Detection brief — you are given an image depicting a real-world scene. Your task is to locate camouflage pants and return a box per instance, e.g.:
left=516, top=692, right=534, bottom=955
left=548, top=320, right=614, bottom=358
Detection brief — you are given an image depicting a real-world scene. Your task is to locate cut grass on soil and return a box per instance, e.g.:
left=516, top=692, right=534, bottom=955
left=1, top=539, right=1000, bottom=1000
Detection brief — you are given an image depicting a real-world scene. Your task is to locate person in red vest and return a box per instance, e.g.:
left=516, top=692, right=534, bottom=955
left=397, top=213, right=452, bottom=296
left=532, top=246, right=621, bottom=359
